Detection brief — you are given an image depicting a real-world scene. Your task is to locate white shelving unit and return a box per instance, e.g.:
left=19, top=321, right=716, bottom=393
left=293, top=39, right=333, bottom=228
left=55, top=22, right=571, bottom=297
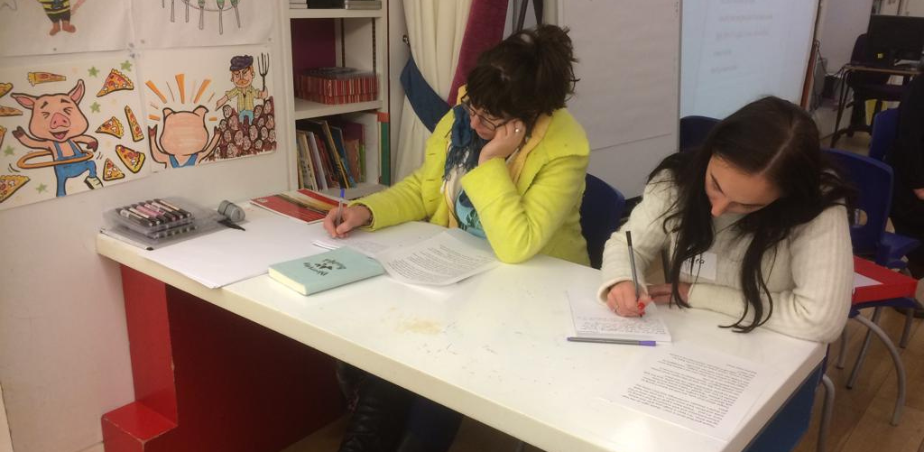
left=292, top=98, right=383, bottom=120
left=289, top=8, right=384, bottom=19
left=281, top=2, right=390, bottom=199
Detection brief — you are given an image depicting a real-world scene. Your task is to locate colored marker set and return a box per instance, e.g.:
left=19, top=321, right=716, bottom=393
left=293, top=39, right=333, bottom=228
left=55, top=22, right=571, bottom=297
left=106, top=198, right=207, bottom=242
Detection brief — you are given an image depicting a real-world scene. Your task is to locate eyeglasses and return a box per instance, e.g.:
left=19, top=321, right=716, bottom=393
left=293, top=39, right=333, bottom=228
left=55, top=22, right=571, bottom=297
left=461, top=99, right=511, bottom=131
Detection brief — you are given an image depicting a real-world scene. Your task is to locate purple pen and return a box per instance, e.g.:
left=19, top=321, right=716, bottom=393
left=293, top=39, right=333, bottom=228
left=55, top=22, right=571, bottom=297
left=566, top=337, right=657, bottom=346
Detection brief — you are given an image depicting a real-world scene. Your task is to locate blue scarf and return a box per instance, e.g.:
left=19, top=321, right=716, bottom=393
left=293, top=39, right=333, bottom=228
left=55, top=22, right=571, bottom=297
left=443, top=104, right=488, bottom=182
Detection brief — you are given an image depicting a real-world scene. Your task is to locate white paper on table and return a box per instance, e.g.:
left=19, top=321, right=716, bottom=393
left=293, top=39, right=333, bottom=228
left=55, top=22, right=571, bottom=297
left=376, top=229, right=499, bottom=286
left=605, top=343, right=769, bottom=441
left=566, top=288, right=672, bottom=342
left=145, top=210, right=327, bottom=288
left=312, top=221, right=445, bottom=258
left=854, top=273, right=880, bottom=289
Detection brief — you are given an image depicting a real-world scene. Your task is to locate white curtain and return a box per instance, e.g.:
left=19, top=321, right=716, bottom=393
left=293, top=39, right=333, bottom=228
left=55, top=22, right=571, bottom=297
left=394, top=0, right=472, bottom=181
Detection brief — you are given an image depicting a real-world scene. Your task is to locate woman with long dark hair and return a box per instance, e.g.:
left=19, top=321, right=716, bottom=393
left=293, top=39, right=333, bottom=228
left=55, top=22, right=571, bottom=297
left=599, top=97, right=854, bottom=342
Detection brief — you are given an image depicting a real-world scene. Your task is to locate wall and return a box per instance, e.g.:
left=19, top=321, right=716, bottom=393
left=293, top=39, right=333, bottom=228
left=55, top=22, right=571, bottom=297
left=904, top=0, right=924, bottom=15
left=0, top=3, right=291, bottom=452
left=818, top=0, right=875, bottom=71
left=559, top=0, right=680, bottom=197
left=879, top=0, right=901, bottom=15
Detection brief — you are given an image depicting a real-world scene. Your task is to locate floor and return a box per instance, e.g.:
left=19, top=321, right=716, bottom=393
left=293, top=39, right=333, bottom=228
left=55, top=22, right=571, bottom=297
left=285, top=105, right=924, bottom=452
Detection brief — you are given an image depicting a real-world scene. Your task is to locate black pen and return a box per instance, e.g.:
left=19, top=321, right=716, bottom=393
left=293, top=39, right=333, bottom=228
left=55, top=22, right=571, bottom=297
left=626, top=231, right=641, bottom=314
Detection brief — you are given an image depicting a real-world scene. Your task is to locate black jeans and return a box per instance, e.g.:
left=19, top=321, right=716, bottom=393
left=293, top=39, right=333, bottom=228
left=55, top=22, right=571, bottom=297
left=336, top=362, right=463, bottom=452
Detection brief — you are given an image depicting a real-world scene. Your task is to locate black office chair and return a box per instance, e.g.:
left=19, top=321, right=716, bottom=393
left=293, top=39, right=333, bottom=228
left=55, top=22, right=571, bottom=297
left=579, top=174, right=625, bottom=269
left=679, top=115, right=720, bottom=153
left=831, top=34, right=907, bottom=147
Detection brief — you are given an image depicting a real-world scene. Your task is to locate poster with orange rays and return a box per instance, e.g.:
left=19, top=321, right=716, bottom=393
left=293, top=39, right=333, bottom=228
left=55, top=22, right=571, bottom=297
left=139, top=45, right=276, bottom=171
left=0, top=0, right=132, bottom=58
left=0, top=52, right=150, bottom=211
left=132, top=0, right=273, bottom=50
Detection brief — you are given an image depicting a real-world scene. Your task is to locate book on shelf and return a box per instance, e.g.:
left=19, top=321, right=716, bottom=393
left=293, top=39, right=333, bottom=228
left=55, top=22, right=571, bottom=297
left=329, top=125, right=359, bottom=185
left=269, top=247, right=385, bottom=296
left=305, top=131, right=329, bottom=190
left=289, top=0, right=380, bottom=8
left=329, top=119, right=365, bottom=183
left=250, top=189, right=341, bottom=224
left=291, top=0, right=344, bottom=8
left=344, top=0, right=382, bottom=10
left=295, top=130, right=319, bottom=191
left=296, top=67, right=378, bottom=105
left=297, top=119, right=352, bottom=188
left=294, top=113, right=381, bottom=191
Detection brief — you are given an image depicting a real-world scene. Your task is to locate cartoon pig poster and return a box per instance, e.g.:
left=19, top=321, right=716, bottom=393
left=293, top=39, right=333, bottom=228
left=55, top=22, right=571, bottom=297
left=0, top=54, right=150, bottom=210
left=140, top=45, right=276, bottom=172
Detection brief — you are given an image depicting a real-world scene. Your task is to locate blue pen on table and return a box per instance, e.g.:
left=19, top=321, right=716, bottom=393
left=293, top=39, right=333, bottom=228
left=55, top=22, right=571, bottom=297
left=566, top=337, right=656, bottom=346
left=626, top=230, right=643, bottom=316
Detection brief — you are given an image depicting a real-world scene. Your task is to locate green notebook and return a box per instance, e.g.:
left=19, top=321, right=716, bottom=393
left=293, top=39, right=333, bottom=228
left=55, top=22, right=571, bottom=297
left=268, top=247, right=385, bottom=296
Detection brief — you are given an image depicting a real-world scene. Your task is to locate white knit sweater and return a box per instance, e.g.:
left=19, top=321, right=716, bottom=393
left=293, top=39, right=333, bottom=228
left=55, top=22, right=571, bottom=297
left=597, top=175, right=853, bottom=343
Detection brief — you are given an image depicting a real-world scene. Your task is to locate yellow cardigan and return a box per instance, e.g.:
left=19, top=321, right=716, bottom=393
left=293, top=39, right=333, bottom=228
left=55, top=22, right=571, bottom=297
left=354, top=108, right=590, bottom=265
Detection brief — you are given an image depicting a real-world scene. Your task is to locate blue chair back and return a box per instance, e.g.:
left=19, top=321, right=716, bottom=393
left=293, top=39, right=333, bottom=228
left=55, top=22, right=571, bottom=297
left=679, top=115, right=720, bottom=152
left=824, top=149, right=893, bottom=257
left=580, top=174, right=625, bottom=269
left=869, top=108, right=899, bottom=162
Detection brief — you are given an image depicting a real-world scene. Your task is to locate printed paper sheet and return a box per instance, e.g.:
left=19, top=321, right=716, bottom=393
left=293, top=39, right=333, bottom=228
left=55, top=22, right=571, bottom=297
left=606, top=343, right=770, bottom=441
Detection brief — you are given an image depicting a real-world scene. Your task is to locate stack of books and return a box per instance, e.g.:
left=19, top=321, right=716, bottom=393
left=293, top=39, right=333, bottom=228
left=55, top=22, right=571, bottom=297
left=296, top=67, right=378, bottom=105
left=295, top=116, right=372, bottom=190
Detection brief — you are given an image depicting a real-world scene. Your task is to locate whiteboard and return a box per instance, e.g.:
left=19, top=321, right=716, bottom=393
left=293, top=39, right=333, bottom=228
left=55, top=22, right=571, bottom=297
left=681, top=0, right=819, bottom=119
left=559, top=0, right=681, bottom=197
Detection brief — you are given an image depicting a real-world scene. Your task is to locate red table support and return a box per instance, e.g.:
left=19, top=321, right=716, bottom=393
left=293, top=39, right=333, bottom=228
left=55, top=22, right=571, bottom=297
left=101, top=266, right=344, bottom=452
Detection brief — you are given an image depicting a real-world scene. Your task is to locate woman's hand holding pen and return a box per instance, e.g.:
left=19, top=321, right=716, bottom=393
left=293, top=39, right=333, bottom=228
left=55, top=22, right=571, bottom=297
left=479, top=119, right=527, bottom=165
left=323, top=205, right=371, bottom=238
left=606, top=281, right=653, bottom=317
left=606, top=282, right=691, bottom=317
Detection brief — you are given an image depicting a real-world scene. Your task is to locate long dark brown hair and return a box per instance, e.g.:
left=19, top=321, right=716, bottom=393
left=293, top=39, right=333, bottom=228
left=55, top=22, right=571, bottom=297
left=654, top=97, right=855, bottom=333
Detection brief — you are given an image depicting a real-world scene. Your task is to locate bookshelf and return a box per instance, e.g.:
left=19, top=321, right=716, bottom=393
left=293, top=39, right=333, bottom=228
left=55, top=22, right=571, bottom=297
left=282, top=2, right=390, bottom=199
left=289, top=9, right=384, bottom=19
left=293, top=99, right=383, bottom=120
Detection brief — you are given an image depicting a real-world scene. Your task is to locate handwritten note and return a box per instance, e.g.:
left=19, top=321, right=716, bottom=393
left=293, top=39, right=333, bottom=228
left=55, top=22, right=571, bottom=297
left=567, top=289, right=672, bottom=342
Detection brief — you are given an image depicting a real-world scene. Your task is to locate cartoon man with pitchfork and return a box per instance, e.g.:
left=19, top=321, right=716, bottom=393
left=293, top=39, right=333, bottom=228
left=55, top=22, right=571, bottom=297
left=215, top=54, right=268, bottom=126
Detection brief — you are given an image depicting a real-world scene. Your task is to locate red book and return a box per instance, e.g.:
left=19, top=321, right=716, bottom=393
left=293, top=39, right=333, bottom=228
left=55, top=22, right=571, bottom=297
left=250, top=189, right=340, bottom=224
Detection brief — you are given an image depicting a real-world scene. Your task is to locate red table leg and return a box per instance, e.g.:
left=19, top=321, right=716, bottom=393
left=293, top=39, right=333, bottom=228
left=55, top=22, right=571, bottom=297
left=102, top=266, right=343, bottom=452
